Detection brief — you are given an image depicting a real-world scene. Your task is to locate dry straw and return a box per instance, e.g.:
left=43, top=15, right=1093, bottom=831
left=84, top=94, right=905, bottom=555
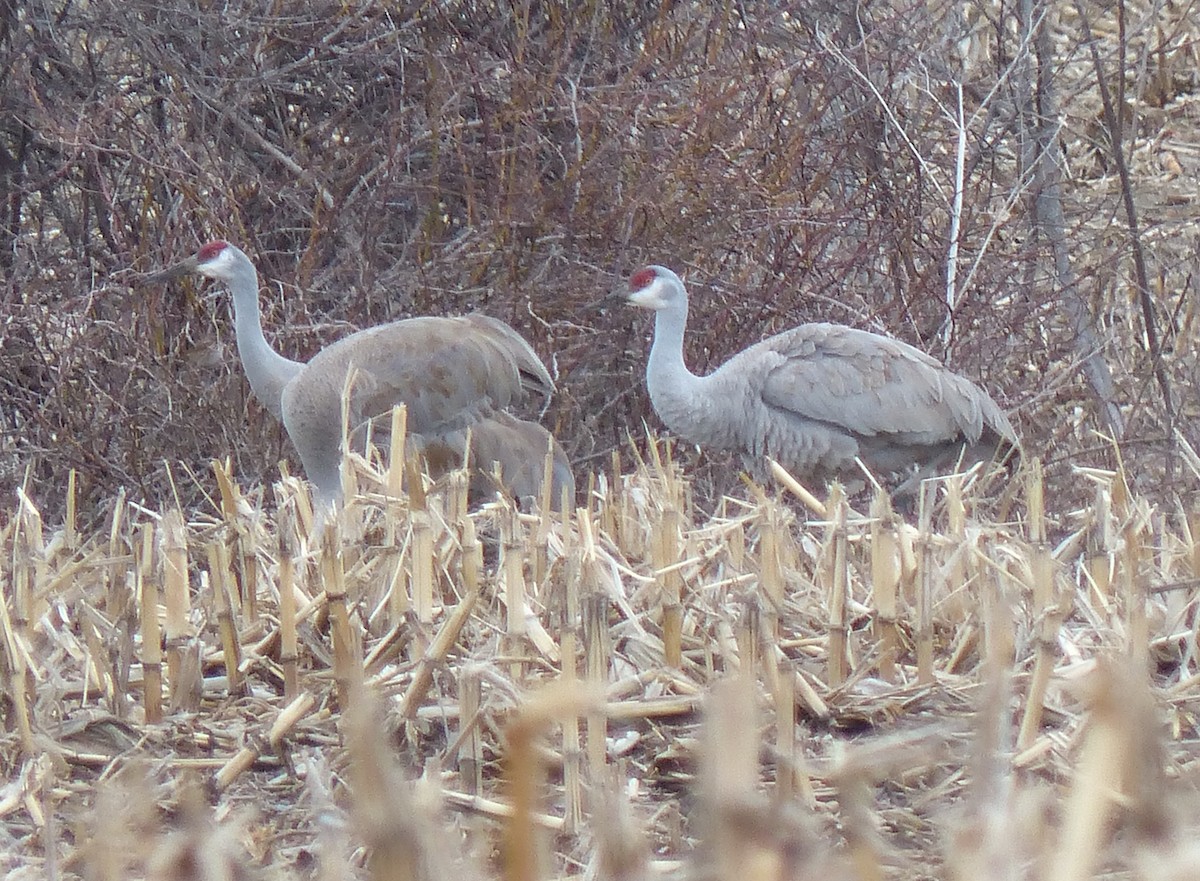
left=1, top=441, right=1198, bottom=879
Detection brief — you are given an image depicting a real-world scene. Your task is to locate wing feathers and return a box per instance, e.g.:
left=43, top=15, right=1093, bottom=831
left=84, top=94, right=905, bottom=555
left=750, top=324, right=1010, bottom=445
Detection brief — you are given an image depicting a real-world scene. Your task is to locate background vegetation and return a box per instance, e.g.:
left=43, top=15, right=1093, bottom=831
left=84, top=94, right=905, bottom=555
left=2, top=0, right=1198, bottom=519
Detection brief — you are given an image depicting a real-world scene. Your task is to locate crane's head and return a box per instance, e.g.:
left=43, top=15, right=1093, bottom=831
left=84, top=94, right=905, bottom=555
left=147, top=240, right=246, bottom=284
left=627, top=265, right=685, bottom=311
left=192, top=240, right=240, bottom=278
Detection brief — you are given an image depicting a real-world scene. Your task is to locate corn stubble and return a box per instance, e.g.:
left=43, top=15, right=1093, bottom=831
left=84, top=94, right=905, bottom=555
left=0, top=439, right=1197, bottom=880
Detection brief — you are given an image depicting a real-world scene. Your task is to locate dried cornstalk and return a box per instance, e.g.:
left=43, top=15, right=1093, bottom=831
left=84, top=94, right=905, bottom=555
left=0, top=532, right=35, bottom=754
left=276, top=500, right=300, bottom=701
left=870, top=490, right=900, bottom=682
left=916, top=484, right=936, bottom=684
left=64, top=469, right=78, bottom=551
left=758, top=503, right=784, bottom=636
left=560, top=551, right=583, bottom=835
left=1122, top=505, right=1150, bottom=671
left=411, top=510, right=435, bottom=625
left=11, top=507, right=31, bottom=637
left=161, top=510, right=193, bottom=709
left=503, top=506, right=527, bottom=678
left=387, top=520, right=411, bottom=629
left=532, top=445, right=555, bottom=584
left=532, top=504, right=551, bottom=591
left=206, top=539, right=243, bottom=697
left=1027, top=457, right=1046, bottom=547
left=824, top=484, right=849, bottom=687
left=387, top=403, right=408, bottom=500
left=773, top=656, right=796, bottom=803
left=406, top=456, right=428, bottom=512
left=768, top=457, right=827, bottom=517
left=736, top=599, right=759, bottom=679
left=214, top=743, right=259, bottom=792
left=726, top=518, right=745, bottom=570
left=461, top=516, right=482, bottom=598
left=447, top=468, right=470, bottom=530
left=396, top=585, right=478, bottom=719
left=1047, top=661, right=1137, bottom=881
left=235, top=521, right=259, bottom=624
left=106, top=488, right=129, bottom=619
left=344, top=686, right=435, bottom=881
left=137, top=522, right=163, bottom=724
left=458, top=668, right=483, bottom=794
left=502, top=684, right=598, bottom=881
left=702, top=676, right=763, bottom=881
left=602, top=449, right=623, bottom=548
left=944, top=475, right=967, bottom=616
left=582, top=587, right=609, bottom=777
left=655, top=505, right=683, bottom=668
left=322, top=522, right=360, bottom=708
left=211, top=457, right=240, bottom=521
left=1019, top=459, right=1059, bottom=750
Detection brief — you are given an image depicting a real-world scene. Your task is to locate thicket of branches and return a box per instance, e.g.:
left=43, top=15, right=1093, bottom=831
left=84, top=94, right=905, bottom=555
left=3, top=0, right=1198, bottom=523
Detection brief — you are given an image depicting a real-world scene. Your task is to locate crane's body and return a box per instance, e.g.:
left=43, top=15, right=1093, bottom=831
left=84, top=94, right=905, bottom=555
left=419, top=410, right=575, bottom=506
left=628, top=265, right=1017, bottom=483
left=279, top=312, right=555, bottom=502
left=153, top=241, right=572, bottom=509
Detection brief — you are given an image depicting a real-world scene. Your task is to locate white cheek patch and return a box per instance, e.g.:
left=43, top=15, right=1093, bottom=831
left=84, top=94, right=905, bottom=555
left=629, top=277, right=668, bottom=308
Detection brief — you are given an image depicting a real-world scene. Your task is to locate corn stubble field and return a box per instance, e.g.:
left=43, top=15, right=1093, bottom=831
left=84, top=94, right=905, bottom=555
left=4, top=442, right=1200, bottom=880
left=7, top=1, right=1200, bottom=879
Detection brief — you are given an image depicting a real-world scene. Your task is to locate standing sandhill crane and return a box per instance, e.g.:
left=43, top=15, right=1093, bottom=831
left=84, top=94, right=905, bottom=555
left=152, top=241, right=573, bottom=509
left=627, top=265, right=1017, bottom=485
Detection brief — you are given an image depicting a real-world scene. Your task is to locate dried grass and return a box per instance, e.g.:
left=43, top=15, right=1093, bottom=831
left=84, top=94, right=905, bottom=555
left=2, top=442, right=1200, bottom=880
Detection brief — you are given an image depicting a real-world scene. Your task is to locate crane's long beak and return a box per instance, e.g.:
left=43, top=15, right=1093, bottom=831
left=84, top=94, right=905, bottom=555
left=143, top=255, right=199, bottom=285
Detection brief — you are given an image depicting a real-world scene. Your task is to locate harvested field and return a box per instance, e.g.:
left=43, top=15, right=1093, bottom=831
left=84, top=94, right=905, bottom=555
left=2, top=445, right=1199, bottom=880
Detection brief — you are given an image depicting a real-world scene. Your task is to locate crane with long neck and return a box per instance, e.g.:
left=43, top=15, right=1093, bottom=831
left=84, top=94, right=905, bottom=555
left=627, top=264, right=1018, bottom=484
left=161, top=241, right=302, bottom=420
left=152, top=241, right=573, bottom=509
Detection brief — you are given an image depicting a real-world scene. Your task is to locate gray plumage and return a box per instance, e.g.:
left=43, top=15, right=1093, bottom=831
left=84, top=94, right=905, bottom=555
left=152, top=241, right=572, bottom=508
left=437, top=410, right=575, bottom=506
left=627, top=265, right=1017, bottom=483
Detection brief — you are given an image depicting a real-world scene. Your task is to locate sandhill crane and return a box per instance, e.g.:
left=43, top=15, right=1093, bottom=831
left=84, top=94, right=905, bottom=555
left=627, top=265, right=1017, bottom=487
left=151, top=241, right=573, bottom=509
left=416, top=410, right=575, bottom=505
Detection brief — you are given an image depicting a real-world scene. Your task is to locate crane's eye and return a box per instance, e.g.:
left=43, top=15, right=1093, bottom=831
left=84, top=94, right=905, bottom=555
left=197, top=241, right=228, bottom=262
left=630, top=267, right=657, bottom=289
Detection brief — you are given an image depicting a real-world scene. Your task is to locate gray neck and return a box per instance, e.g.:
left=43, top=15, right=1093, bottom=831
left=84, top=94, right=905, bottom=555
left=645, top=289, right=707, bottom=416
left=225, top=252, right=303, bottom=419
